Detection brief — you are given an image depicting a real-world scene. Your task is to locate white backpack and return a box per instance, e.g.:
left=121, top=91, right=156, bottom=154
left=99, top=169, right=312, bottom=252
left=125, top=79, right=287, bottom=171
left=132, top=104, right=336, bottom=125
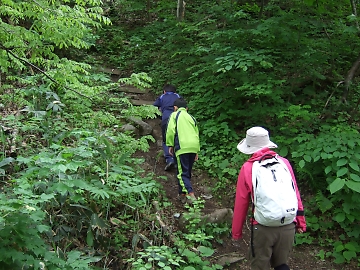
left=251, top=154, right=298, bottom=227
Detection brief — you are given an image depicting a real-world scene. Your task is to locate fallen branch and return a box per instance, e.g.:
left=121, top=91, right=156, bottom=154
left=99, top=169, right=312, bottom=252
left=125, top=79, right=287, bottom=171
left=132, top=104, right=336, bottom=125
left=152, top=200, right=177, bottom=243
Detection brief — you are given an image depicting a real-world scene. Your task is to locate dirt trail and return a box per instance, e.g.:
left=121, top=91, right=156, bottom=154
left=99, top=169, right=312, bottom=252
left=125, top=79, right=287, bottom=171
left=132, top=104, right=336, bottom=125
left=134, top=90, right=352, bottom=270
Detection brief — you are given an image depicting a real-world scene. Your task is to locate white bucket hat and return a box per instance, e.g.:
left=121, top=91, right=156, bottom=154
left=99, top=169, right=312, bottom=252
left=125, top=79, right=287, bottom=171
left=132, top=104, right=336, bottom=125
left=237, top=126, right=277, bottom=154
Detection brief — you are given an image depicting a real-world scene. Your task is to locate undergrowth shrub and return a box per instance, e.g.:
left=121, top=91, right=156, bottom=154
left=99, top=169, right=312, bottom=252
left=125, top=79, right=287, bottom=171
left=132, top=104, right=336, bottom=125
left=292, top=124, right=360, bottom=264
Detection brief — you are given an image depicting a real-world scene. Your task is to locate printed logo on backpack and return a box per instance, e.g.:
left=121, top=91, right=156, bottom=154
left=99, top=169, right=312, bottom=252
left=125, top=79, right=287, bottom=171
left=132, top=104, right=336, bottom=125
left=251, top=154, right=298, bottom=227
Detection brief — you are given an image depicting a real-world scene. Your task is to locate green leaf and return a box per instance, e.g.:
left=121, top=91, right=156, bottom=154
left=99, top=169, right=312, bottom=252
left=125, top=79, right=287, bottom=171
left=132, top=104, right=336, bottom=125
left=345, top=180, right=360, bottom=193
left=349, top=162, right=360, bottom=172
left=336, top=167, right=348, bottom=177
left=329, top=178, right=345, bottom=194
left=334, top=212, right=345, bottom=223
left=344, top=242, right=357, bottom=251
left=67, top=251, right=82, bottom=263
left=299, top=160, right=305, bottom=168
left=303, top=155, right=311, bottom=162
left=343, top=250, right=356, bottom=261
left=0, top=157, right=14, bottom=168
left=336, top=159, right=348, bottom=167
left=335, top=244, right=344, bottom=252
left=86, top=229, right=94, bottom=247
left=279, top=147, right=288, bottom=157
left=198, top=246, right=215, bottom=257
left=90, top=213, right=107, bottom=229
left=325, top=166, right=332, bottom=174
left=350, top=174, right=360, bottom=182
left=321, top=152, right=328, bottom=159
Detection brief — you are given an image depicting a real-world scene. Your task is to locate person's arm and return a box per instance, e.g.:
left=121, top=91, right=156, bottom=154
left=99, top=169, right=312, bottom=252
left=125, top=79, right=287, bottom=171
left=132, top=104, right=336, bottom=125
left=232, top=164, right=251, bottom=240
left=153, top=96, right=161, bottom=108
left=165, top=113, right=176, bottom=147
left=280, top=157, right=306, bottom=233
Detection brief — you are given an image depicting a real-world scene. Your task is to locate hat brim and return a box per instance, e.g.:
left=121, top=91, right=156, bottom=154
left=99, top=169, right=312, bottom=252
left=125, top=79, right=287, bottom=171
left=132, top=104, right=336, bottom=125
left=237, top=138, right=278, bottom=154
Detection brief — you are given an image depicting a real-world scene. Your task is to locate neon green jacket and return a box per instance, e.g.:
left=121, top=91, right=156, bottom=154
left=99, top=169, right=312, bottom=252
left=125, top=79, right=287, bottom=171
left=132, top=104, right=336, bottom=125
left=166, top=108, right=200, bottom=155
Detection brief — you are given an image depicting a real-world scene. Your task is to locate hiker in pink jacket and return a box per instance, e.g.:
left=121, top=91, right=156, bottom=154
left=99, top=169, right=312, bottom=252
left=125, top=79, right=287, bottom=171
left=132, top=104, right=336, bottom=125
left=232, top=126, right=306, bottom=270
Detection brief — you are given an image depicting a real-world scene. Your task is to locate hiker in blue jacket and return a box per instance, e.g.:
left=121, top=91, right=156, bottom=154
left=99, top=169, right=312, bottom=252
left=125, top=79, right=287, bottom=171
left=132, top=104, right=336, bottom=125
left=153, top=84, right=181, bottom=171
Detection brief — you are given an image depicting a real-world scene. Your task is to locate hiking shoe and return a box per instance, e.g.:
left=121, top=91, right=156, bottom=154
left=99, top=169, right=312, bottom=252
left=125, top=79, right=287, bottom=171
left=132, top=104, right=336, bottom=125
left=187, top=192, right=196, bottom=200
left=164, top=162, right=175, bottom=171
left=178, top=193, right=196, bottom=205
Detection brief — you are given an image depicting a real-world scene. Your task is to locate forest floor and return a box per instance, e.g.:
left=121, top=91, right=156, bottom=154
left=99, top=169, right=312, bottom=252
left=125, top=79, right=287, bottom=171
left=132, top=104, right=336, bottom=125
left=130, top=90, right=356, bottom=270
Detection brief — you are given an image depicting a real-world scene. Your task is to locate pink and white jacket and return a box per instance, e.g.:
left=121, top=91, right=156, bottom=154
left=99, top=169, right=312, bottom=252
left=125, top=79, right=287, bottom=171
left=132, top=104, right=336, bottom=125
left=232, top=148, right=307, bottom=240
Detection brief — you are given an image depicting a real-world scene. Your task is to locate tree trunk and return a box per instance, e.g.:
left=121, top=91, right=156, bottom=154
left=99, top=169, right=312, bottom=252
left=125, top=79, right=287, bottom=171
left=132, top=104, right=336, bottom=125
left=350, top=0, right=360, bottom=31
left=177, top=0, right=185, bottom=21
left=342, top=55, right=360, bottom=101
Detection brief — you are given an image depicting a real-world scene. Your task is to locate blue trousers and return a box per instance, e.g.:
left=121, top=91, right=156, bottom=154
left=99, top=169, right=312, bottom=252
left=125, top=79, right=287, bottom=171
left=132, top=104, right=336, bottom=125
left=176, top=153, right=196, bottom=195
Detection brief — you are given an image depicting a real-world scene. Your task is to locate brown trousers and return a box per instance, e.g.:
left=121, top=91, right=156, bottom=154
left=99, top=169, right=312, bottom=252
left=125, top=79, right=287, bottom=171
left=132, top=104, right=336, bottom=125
left=249, top=223, right=295, bottom=270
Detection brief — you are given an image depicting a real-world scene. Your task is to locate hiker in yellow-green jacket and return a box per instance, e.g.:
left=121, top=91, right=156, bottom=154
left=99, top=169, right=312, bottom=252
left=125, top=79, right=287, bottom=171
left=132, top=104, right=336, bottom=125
left=166, top=98, right=200, bottom=200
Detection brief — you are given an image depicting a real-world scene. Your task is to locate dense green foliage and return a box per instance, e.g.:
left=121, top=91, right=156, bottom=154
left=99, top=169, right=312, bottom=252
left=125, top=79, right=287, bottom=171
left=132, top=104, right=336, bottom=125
left=96, top=0, right=360, bottom=266
left=2, top=0, right=360, bottom=268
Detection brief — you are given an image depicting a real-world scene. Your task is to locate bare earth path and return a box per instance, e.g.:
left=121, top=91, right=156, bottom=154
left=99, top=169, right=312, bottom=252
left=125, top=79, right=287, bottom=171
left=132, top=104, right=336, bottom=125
left=132, top=90, right=355, bottom=270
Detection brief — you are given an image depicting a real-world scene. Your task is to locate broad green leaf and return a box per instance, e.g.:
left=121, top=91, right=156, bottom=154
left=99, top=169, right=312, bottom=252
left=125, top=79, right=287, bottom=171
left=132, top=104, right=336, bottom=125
left=0, top=157, right=14, bottom=167
left=198, top=246, right=215, bottom=257
left=334, top=212, right=345, bottom=223
left=67, top=251, right=81, bottom=263
left=348, top=140, right=355, bottom=148
left=350, top=174, right=360, bottom=182
left=324, top=166, right=332, bottom=174
left=344, top=242, right=357, bottom=251
left=303, top=155, right=311, bottom=162
left=349, top=162, right=360, bottom=172
left=37, top=224, right=50, bottom=233
left=343, top=251, right=356, bottom=261
left=329, top=178, right=344, bottom=194
left=345, top=180, right=360, bottom=193
left=52, top=164, right=67, bottom=173
left=183, top=267, right=196, bottom=270
left=336, top=159, right=348, bottom=167
left=299, top=160, right=305, bottom=168
left=335, top=244, right=344, bottom=252
left=336, top=167, right=348, bottom=177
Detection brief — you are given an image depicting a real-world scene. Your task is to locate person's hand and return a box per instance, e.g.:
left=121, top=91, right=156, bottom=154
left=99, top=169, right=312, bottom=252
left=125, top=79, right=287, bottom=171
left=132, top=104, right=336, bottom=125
left=194, top=153, right=198, bottom=161
left=168, top=147, right=174, bottom=156
left=296, top=228, right=304, bottom=234
left=231, top=238, right=241, bottom=247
